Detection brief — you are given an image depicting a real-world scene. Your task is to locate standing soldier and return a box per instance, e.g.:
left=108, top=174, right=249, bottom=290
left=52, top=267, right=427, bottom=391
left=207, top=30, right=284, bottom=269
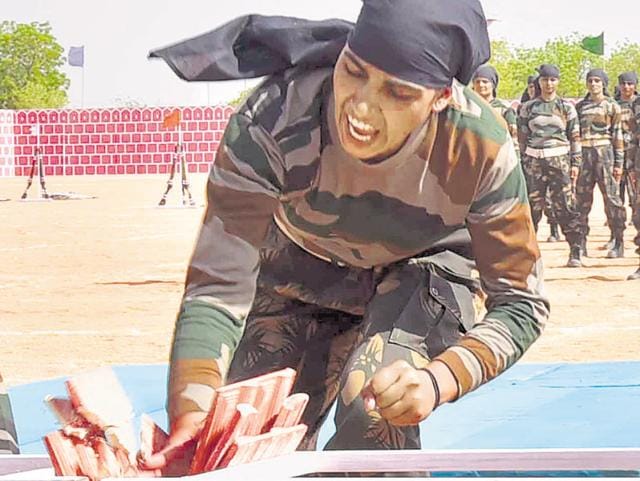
left=575, top=69, right=626, bottom=258
left=518, top=64, right=583, bottom=266
left=628, top=88, right=640, bottom=279
left=518, top=75, right=561, bottom=242
left=472, top=65, right=520, bottom=159
left=616, top=72, right=638, bottom=220
left=0, top=373, right=19, bottom=454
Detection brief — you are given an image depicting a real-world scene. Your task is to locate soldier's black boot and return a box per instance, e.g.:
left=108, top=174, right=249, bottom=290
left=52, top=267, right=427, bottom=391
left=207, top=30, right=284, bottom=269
left=566, top=244, right=582, bottom=267
left=546, top=223, right=561, bottom=242
left=606, top=236, right=624, bottom=259
left=580, top=238, right=588, bottom=258
left=600, top=235, right=614, bottom=251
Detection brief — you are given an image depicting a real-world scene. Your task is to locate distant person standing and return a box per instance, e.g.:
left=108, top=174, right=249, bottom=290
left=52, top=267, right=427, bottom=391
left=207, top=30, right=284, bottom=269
left=472, top=65, right=519, bottom=159
left=575, top=69, right=626, bottom=259
left=0, top=374, right=18, bottom=454
left=518, top=64, right=582, bottom=266
left=615, top=72, right=638, bottom=225
left=518, top=75, right=561, bottom=243
left=628, top=80, right=640, bottom=280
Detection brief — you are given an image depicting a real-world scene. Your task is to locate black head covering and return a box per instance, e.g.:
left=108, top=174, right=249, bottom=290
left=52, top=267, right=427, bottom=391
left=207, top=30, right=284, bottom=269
left=618, top=71, right=638, bottom=85
left=473, top=65, right=499, bottom=98
left=150, top=1, right=491, bottom=87
left=348, top=0, right=490, bottom=87
left=473, top=65, right=499, bottom=87
left=538, top=64, right=560, bottom=78
left=587, top=68, right=609, bottom=86
left=520, top=75, right=540, bottom=104
left=527, top=75, right=538, bottom=85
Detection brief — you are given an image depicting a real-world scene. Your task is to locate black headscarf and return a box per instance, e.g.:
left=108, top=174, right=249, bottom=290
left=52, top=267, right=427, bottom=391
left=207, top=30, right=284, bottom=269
left=520, top=75, right=540, bottom=104
left=538, top=64, right=560, bottom=78
left=587, top=68, right=609, bottom=87
left=618, top=71, right=638, bottom=85
left=473, top=65, right=499, bottom=97
left=149, top=0, right=491, bottom=87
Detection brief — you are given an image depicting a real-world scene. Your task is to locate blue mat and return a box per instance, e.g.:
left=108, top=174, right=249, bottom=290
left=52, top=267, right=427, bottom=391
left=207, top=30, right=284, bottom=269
left=8, top=362, right=640, bottom=463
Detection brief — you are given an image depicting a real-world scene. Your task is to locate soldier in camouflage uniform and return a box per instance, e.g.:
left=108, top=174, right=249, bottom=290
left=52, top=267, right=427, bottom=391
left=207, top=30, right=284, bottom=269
left=0, top=374, right=19, bottom=454
left=628, top=83, right=640, bottom=280
left=616, top=72, right=638, bottom=219
left=518, top=64, right=583, bottom=267
left=144, top=1, right=548, bottom=473
left=518, top=75, right=562, bottom=242
left=473, top=65, right=520, bottom=160
left=575, top=69, right=626, bottom=258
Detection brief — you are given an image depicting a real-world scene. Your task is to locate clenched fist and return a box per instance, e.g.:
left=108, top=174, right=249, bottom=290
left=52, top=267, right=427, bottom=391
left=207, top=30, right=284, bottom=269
left=361, top=360, right=438, bottom=426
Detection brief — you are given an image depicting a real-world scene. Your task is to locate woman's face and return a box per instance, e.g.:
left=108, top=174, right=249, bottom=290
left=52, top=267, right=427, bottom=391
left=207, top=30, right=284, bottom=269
left=539, top=76, right=559, bottom=96
left=620, top=81, right=637, bottom=99
left=587, top=76, right=604, bottom=96
left=473, top=77, right=494, bottom=99
left=527, top=82, right=537, bottom=98
left=332, top=47, right=448, bottom=162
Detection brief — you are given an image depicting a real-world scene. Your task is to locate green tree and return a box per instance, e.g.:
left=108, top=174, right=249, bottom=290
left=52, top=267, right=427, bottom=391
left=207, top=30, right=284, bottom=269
left=606, top=42, right=640, bottom=86
left=0, top=21, right=69, bottom=109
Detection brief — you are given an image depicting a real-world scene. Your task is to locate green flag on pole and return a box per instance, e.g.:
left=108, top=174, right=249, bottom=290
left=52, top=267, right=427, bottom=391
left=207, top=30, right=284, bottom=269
left=581, top=33, right=604, bottom=55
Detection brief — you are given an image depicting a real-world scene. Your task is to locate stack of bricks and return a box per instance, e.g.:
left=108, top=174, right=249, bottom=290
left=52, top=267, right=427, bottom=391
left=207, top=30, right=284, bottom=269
left=0, top=110, right=14, bottom=177
left=2, top=106, right=233, bottom=177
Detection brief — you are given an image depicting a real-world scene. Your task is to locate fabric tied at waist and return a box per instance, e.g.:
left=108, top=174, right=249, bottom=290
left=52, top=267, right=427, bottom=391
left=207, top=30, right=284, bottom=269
left=582, top=139, right=611, bottom=147
left=525, top=145, right=570, bottom=158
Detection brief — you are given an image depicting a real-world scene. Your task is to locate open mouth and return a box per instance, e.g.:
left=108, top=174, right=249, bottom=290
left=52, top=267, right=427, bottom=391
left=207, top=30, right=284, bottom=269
left=346, top=114, right=378, bottom=144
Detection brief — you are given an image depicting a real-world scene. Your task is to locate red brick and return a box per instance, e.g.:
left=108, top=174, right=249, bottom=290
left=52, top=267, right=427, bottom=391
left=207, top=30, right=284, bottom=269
left=204, top=132, right=214, bottom=141
left=113, top=134, right=121, bottom=143
left=121, top=111, right=131, bottom=122
left=101, top=135, right=110, bottom=143
left=153, top=154, right=163, bottom=163
left=90, top=135, right=100, bottom=143
left=117, top=144, right=124, bottom=153
left=148, top=164, right=157, bottom=174
left=97, top=145, right=106, bottom=154
left=80, top=135, right=90, bottom=143
left=117, top=165, right=125, bottom=174
left=147, top=144, right=157, bottom=153
left=107, top=165, right=116, bottom=174
left=86, top=166, right=95, bottom=175
left=74, top=166, right=84, bottom=175
left=86, top=124, right=95, bottom=133
left=97, top=165, right=106, bottom=175
left=198, top=163, right=209, bottom=173
left=50, top=156, right=60, bottom=164
left=122, top=134, right=131, bottom=143
left=50, top=135, right=59, bottom=144
left=133, top=134, right=141, bottom=143
left=126, top=165, right=135, bottom=174
left=126, top=144, right=135, bottom=153
left=107, top=124, right=115, bottom=133
left=55, top=145, right=63, bottom=154
left=74, top=145, right=83, bottom=154
left=136, top=144, right=146, bottom=153
left=199, top=121, right=208, bottom=130
left=102, top=155, right=110, bottom=164
left=122, top=154, right=131, bottom=163
left=132, top=110, right=141, bottom=121
left=24, top=146, right=33, bottom=155
left=142, top=110, right=152, bottom=122
left=126, top=123, right=135, bottom=133
left=96, top=124, right=105, bottom=133
left=55, top=125, right=63, bottom=134
left=15, top=167, right=23, bottom=176
left=187, top=121, right=197, bottom=131
left=44, top=125, right=54, bottom=134
left=55, top=166, right=63, bottom=175
left=148, top=123, right=158, bottom=132
left=159, top=164, right=168, bottom=174
left=136, top=165, right=147, bottom=174
left=198, top=143, right=208, bottom=151
left=74, top=124, right=83, bottom=134
left=44, top=146, right=54, bottom=155
left=69, top=156, right=79, bottom=165
left=188, top=164, right=197, bottom=173
left=108, top=145, right=116, bottom=153
left=65, top=166, right=74, bottom=175
left=142, top=154, right=151, bottom=162
left=69, top=135, right=79, bottom=144
left=81, top=155, right=90, bottom=164
left=143, top=134, right=151, bottom=143
left=136, top=124, right=146, bottom=133
left=60, top=112, right=68, bottom=123
left=195, top=153, right=203, bottom=162
left=86, top=145, right=95, bottom=154
left=116, top=124, right=125, bottom=133
left=101, top=111, right=111, bottom=122
left=132, top=154, right=141, bottom=163
left=91, top=155, right=100, bottom=164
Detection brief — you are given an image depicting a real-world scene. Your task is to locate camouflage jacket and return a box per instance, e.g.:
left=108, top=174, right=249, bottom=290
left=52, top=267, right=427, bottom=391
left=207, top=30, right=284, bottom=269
left=617, top=95, right=638, bottom=170
left=517, top=97, right=582, bottom=167
left=575, top=96, right=624, bottom=167
left=169, top=67, right=548, bottom=421
left=490, top=98, right=520, bottom=159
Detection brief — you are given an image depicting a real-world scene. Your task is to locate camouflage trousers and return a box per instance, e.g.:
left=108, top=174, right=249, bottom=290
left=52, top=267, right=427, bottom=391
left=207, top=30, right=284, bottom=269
left=0, top=376, right=19, bottom=454
left=522, top=154, right=581, bottom=245
left=227, top=224, right=477, bottom=452
left=621, top=146, right=637, bottom=209
left=632, top=167, right=640, bottom=248
left=576, top=146, right=627, bottom=239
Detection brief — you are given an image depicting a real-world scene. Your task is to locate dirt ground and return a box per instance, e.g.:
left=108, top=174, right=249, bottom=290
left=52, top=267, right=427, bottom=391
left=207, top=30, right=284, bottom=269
left=0, top=174, right=638, bottom=387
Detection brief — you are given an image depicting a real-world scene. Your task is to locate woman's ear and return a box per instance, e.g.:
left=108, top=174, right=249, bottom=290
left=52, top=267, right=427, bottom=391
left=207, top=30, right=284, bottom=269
left=432, top=87, right=452, bottom=113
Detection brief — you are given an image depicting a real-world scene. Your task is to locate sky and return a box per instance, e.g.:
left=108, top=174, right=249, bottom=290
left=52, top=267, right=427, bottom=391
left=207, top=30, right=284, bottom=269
left=5, top=0, right=640, bottom=108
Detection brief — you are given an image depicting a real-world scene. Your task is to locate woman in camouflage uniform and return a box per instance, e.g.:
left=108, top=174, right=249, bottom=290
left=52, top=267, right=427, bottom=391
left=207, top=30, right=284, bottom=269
left=143, top=1, right=548, bottom=473
left=518, top=65, right=583, bottom=266
left=575, top=69, right=626, bottom=259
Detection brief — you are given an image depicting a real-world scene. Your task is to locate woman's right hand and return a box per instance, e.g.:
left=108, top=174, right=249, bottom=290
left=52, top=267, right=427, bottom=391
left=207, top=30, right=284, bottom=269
left=139, top=411, right=208, bottom=476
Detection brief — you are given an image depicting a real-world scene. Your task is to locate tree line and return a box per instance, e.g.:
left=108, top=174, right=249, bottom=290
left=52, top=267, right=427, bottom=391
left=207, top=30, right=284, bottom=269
left=3, top=22, right=640, bottom=110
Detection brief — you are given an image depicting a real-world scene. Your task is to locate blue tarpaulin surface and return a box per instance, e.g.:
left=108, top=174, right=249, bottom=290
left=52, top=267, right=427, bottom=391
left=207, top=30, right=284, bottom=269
left=8, top=361, right=640, bottom=472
